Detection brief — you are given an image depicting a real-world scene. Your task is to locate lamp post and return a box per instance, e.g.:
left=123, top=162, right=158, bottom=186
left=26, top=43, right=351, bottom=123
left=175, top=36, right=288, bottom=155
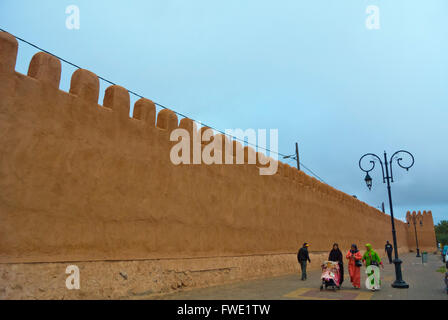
left=408, top=214, right=422, bottom=257
left=358, top=150, right=414, bottom=289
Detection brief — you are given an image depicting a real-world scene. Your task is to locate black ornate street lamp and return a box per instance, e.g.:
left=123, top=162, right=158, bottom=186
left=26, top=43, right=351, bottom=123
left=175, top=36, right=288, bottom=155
left=359, top=150, right=414, bottom=289
left=408, top=214, right=423, bottom=257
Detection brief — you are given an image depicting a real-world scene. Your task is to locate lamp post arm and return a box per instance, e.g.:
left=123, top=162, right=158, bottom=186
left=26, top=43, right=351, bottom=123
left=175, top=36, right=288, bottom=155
left=389, top=150, right=415, bottom=183
left=359, top=153, right=386, bottom=183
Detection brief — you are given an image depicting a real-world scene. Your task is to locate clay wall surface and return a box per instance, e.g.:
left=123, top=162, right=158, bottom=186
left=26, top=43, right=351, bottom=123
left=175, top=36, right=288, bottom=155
left=0, top=31, right=436, bottom=267
left=405, top=211, right=437, bottom=253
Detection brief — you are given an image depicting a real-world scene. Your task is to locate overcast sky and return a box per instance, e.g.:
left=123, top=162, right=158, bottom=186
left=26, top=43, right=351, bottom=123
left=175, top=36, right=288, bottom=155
left=1, top=0, right=447, bottom=223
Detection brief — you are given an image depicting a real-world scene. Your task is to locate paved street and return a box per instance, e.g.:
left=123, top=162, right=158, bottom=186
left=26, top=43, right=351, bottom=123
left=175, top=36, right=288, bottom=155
left=158, top=252, right=447, bottom=300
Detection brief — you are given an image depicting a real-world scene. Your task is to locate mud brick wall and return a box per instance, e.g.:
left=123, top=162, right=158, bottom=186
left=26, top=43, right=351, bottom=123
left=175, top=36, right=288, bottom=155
left=405, top=211, right=437, bottom=253
left=0, top=31, right=436, bottom=265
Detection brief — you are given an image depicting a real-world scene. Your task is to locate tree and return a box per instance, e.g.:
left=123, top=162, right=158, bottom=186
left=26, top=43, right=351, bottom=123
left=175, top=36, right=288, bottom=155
left=435, top=220, right=448, bottom=246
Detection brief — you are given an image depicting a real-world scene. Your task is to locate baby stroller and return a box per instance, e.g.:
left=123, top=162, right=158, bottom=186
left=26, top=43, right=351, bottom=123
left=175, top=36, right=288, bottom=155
left=320, top=261, right=340, bottom=291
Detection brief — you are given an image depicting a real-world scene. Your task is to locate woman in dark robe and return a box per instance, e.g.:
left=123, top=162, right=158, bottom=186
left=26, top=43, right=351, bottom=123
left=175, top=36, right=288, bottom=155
left=328, top=243, right=344, bottom=286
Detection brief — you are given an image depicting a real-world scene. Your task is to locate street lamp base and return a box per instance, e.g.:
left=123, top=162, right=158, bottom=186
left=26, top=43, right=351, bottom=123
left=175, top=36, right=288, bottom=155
left=391, top=258, right=409, bottom=289
left=391, top=280, right=409, bottom=289
left=416, top=249, right=421, bottom=258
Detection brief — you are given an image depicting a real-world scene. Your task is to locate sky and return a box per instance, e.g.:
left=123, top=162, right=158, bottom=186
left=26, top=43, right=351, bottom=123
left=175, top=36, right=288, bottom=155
left=1, top=0, right=447, bottom=223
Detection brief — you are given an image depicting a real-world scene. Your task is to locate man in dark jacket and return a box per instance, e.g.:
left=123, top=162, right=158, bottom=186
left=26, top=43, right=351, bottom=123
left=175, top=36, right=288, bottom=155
left=385, top=241, right=393, bottom=264
left=297, top=243, right=311, bottom=280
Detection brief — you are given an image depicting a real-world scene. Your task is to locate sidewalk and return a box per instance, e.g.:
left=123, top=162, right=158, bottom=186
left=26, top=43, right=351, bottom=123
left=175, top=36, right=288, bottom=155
left=157, top=252, right=448, bottom=300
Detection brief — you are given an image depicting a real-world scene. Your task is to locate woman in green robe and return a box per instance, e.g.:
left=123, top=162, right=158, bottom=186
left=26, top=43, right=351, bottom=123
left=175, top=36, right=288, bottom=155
left=362, top=243, right=383, bottom=291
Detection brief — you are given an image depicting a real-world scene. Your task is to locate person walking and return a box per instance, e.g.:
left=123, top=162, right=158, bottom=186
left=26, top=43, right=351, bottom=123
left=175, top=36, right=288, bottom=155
left=297, top=243, right=311, bottom=280
left=328, top=243, right=344, bottom=287
left=346, top=244, right=362, bottom=289
left=385, top=241, right=393, bottom=264
left=363, top=243, right=383, bottom=291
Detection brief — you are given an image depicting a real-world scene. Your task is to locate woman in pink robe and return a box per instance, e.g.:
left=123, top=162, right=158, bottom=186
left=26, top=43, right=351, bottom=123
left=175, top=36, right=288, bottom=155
left=346, top=244, right=362, bottom=289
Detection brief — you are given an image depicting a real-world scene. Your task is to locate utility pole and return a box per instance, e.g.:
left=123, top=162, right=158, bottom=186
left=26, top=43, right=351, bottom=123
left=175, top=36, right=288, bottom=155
left=295, top=142, right=300, bottom=171
left=381, top=202, right=385, bottom=213
left=283, top=142, right=301, bottom=171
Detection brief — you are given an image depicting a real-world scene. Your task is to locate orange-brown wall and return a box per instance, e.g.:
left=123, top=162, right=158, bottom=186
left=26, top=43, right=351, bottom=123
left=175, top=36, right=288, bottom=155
left=405, top=211, right=437, bottom=253
left=0, top=32, right=435, bottom=264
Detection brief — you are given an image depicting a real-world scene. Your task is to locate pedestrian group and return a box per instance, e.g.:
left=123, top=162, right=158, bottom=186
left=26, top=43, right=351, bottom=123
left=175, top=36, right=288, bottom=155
left=297, top=241, right=390, bottom=291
